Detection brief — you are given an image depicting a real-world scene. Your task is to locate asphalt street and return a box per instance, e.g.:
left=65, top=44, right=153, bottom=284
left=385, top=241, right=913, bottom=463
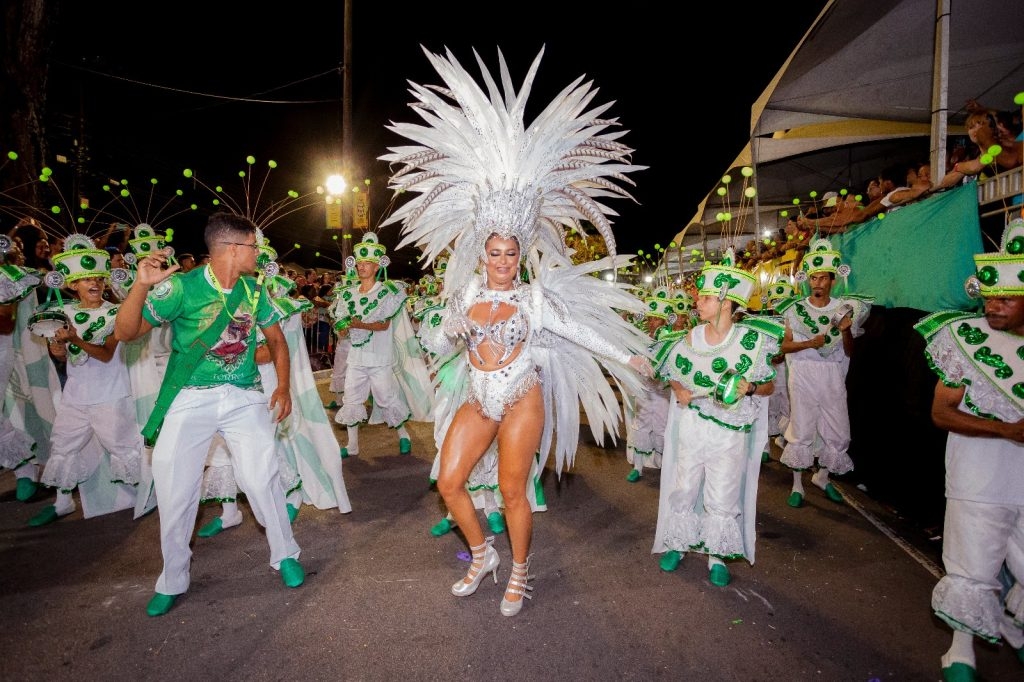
left=1, top=379, right=1021, bottom=682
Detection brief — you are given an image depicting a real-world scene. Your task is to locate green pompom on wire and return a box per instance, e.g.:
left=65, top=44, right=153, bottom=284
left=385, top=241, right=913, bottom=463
left=151, top=178, right=158, bottom=185
left=176, top=189, right=184, bottom=196
left=293, top=243, right=301, bottom=249
left=315, top=251, right=321, bottom=257
left=988, top=144, right=1003, bottom=157
left=332, top=234, right=338, bottom=240
left=840, top=188, right=848, bottom=196
left=268, top=160, right=277, bottom=169
left=791, top=197, right=800, bottom=205
left=721, top=174, right=732, bottom=184
left=980, top=154, right=994, bottom=165
left=1014, top=92, right=1024, bottom=106
left=246, top=156, right=256, bottom=165
left=288, top=190, right=299, bottom=198
left=120, top=189, right=129, bottom=198
left=238, top=171, right=246, bottom=178
left=41, top=166, right=53, bottom=177
left=6, top=151, right=17, bottom=161
left=51, top=205, right=61, bottom=214
left=741, top=167, right=753, bottom=178
left=637, top=249, right=644, bottom=255
left=780, top=210, right=789, bottom=217
left=744, top=187, right=756, bottom=198
left=717, top=187, right=727, bottom=196
left=183, top=169, right=193, bottom=178
left=669, top=242, right=676, bottom=248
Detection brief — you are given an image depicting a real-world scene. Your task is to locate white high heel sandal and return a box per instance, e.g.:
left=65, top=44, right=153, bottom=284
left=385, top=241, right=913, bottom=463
left=451, top=536, right=500, bottom=597
left=499, top=555, right=533, bottom=616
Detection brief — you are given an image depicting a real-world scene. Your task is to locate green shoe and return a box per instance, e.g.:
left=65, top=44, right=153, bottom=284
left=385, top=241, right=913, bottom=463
left=626, top=469, right=641, bottom=483
left=340, top=447, right=349, bottom=459
left=659, top=550, right=682, bottom=572
left=27, top=505, right=59, bottom=527
left=197, top=517, right=225, bottom=537
left=709, top=563, right=731, bottom=587
left=824, top=483, right=844, bottom=504
left=399, top=437, right=412, bottom=455
left=487, top=511, right=506, bottom=534
left=287, top=503, right=300, bottom=524
left=15, top=478, right=38, bottom=502
left=146, top=592, right=177, bottom=617
left=280, top=558, right=304, bottom=588
left=534, top=477, right=546, bottom=507
left=430, top=518, right=455, bottom=537
left=325, top=400, right=339, bottom=409
left=787, top=491, right=804, bottom=508
left=941, top=662, right=976, bottom=682
left=761, top=450, right=770, bottom=463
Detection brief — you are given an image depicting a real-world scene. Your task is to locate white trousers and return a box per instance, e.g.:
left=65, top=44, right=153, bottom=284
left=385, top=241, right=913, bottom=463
left=337, top=362, right=410, bottom=427
left=151, top=385, right=300, bottom=595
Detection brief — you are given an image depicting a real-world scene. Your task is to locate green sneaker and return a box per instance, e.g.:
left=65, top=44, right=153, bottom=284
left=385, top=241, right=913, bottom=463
left=534, top=477, right=546, bottom=507
left=761, top=451, right=770, bottom=463
left=659, top=550, right=682, bottom=572
left=287, top=503, right=300, bottom=523
left=626, top=469, right=641, bottom=483
left=787, top=491, right=804, bottom=508
left=487, top=511, right=506, bottom=534
left=399, top=437, right=412, bottom=455
left=430, top=518, right=455, bottom=537
left=340, top=447, right=350, bottom=459
left=27, top=505, right=59, bottom=527
left=824, top=483, right=844, bottom=504
left=146, top=592, right=177, bottom=617
left=941, top=662, right=976, bottom=681
left=709, top=563, right=731, bottom=587
left=325, top=400, right=339, bottom=409
left=197, top=517, right=225, bottom=538
left=15, top=478, right=38, bottom=502
left=280, top=558, right=304, bottom=588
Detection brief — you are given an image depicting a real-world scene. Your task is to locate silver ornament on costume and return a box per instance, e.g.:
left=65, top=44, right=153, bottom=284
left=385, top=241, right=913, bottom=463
left=794, top=270, right=808, bottom=283
left=124, top=252, right=138, bottom=266
left=379, top=255, right=391, bottom=268
left=44, top=270, right=66, bottom=288
left=0, top=234, right=10, bottom=254
left=262, top=261, right=280, bottom=278
left=964, top=275, right=982, bottom=299
left=837, top=264, right=851, bottom=278
left=344, top=255, right=356, bottom=270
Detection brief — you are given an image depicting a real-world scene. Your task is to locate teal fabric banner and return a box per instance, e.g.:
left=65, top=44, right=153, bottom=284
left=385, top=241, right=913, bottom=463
left=833, top=183, right=983, bottom=312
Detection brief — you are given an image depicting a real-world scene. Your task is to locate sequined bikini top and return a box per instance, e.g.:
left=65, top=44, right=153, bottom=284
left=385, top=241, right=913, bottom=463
left=466, top=287, right=529, bottom=366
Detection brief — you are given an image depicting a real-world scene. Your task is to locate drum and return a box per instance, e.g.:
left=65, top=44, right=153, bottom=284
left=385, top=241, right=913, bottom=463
left=28, top=308, right=70, bottom=338
left=711, top=369, right=744, bottom=407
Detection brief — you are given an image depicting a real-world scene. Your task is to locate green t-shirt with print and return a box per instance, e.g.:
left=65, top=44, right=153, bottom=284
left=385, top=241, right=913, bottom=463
left=142, top=266, right=281, bottom=389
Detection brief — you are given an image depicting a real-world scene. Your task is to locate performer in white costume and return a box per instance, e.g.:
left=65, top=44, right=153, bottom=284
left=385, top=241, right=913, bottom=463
left=331, top=232, right=433, bottom=457
left=776, top=237, right=872, bottom=507
left=915, top=217, right=1024, bottom=681
left=382, top=46, right=653, bottom=616
left=650, top=250, right=783, bottom=587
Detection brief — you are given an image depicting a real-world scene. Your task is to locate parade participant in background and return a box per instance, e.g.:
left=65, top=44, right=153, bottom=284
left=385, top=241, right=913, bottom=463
left=651, top=249, right=783, bottom=587
left=0, top=234, right=43, bottom=500
left=325, top=267, right=357, bottom=411
left=115, top=211, right=303, bottom=617
left=382, top=45, right=652, bottom=616
left=915, top=217, right=1024, bottom=681
left=27, top=235, right=143, bottom=526
left=330, top=231, right=433, bottom=457
left=761, top=280, right=797, bottom=459
left=776, top=237, right=872, bottom=507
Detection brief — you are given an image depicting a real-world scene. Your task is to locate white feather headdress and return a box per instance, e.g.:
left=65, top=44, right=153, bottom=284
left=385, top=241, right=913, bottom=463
left=379, top=45, right=645, bottom=290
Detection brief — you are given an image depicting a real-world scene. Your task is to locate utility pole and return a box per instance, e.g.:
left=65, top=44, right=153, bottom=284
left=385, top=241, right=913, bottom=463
left=341, top=0, right=354, bottom=263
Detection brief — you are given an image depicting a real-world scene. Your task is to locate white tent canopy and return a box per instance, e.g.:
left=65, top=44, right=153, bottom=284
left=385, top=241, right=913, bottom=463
left=662, top=0, right=1024, bottom=276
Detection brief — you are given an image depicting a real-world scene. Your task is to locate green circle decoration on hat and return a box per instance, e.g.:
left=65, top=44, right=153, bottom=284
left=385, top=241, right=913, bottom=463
left=696, top=247, right=756, bottom=308
left=800, top=237, right=844, bottom=277
left=354, top=231, right=387, bottom=263
left=50, top=234, right=111, bottom=284
left=971, top=218, right=1024, bottom=297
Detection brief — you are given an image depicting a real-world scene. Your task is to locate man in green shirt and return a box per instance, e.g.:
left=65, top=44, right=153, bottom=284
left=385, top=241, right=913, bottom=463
left=115, top=212, right=304, bottom=617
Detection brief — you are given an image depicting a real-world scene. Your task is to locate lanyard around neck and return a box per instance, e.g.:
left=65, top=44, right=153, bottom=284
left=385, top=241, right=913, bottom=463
left=206, top=264, right=259, bottom=320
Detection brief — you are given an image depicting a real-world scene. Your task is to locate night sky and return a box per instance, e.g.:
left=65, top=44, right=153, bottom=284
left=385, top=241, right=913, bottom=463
left=44, top=1, right=825, bottom=278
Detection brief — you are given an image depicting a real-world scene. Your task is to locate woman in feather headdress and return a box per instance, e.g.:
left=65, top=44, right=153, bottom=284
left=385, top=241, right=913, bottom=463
left=381, top=45, right=653, bottom=616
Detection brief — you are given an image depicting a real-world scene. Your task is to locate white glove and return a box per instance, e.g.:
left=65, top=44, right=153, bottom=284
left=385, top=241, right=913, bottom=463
left=442, top=311, right=472, bottom=339
left=629, top=354, right=655, bottom=378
